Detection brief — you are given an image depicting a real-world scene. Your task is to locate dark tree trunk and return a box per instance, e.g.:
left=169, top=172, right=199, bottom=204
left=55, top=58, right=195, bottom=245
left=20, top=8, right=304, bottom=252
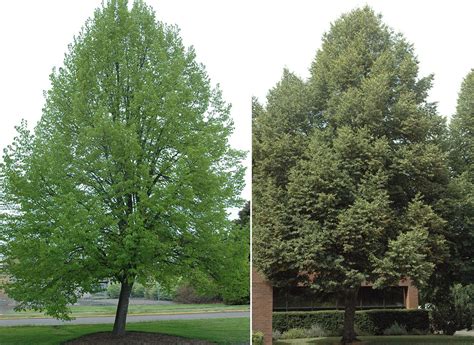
left=341, top=288, right=359, bottom=344
left=112, top=279, right=133, bottom=336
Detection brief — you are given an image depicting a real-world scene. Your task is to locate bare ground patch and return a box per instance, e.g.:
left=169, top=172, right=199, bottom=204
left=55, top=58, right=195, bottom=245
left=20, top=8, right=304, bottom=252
left=63, top=331, right=215, bottom=345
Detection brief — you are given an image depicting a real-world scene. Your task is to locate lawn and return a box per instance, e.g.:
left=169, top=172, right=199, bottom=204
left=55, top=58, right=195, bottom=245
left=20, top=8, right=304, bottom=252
left=275, top=335, right=474, bottom=344
left=0, top=303, right=249, bottom=319
left=0, top=317, right=250, bottom=345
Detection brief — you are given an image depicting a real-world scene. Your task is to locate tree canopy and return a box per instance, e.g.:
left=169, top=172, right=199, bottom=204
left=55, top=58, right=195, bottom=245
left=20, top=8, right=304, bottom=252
left=0, top=0, right=244, bottom=335
left=253, top=7, right=450, bottom=343
left=422, top=69, right=474, bottom=334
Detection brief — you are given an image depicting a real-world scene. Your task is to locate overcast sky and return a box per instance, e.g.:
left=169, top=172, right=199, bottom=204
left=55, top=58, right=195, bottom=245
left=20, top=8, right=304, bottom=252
left=1, top=1, right=473, bottom=205
left=249, top=0, right=474, bottom=119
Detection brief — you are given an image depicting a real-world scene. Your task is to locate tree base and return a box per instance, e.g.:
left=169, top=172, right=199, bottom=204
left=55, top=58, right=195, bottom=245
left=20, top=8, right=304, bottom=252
left=340, top=337, right=361, bottom=345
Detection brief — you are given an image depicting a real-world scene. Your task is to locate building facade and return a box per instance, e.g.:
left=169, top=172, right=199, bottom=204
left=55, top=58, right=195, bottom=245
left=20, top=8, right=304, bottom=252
left=252, top=268, right=419, bottom=345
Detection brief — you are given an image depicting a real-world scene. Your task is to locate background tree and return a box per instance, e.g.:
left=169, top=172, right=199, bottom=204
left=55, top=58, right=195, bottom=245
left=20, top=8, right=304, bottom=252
left=253, top=7, right=450, bottom=343
left=448, top=69, right=474, bottom=289
left=0, top=0, right=244, bottom=336
left=422, top=69, right=474, bottom=334
left=177, top=201, right=250, bottom=305
left=217, top=201, right=250, bottom=305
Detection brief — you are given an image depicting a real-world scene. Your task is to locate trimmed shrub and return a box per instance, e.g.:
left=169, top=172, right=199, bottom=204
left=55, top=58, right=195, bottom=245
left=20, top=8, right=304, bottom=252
left=383, top=321, right=408, bottom=335
left=273, top=309, right=429, bottom=335
left=359, top=309, right=429, bottom=335
left=252, top=331, right=264, bottom=345
left=273, top=310, right=343, bottom=335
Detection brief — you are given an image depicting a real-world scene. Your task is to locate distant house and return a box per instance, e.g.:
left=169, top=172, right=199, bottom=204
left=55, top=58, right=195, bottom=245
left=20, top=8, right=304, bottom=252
left=252, top=269, right=418, bottom=345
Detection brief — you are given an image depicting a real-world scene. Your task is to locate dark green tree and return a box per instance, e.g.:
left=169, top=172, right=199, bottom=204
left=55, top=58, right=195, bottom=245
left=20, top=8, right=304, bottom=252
left=450, top=70, right=474, bottom=177
left=0, top=0, right=244, bottom=336
left=423, top=70, right=474, bottom=334
left=448, top=70, right=474, bottom=284
left=253, top=7, right=449, bottom=343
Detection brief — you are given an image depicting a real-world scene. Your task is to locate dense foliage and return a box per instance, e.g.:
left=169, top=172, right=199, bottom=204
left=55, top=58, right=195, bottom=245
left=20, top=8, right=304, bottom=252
left=421, top=70, right=474, bottom=334
left=0, top=0, right=244, bottom=335
left=273, top=309, right=430, bottom=335
left=253, top=7, right=450, bottom=342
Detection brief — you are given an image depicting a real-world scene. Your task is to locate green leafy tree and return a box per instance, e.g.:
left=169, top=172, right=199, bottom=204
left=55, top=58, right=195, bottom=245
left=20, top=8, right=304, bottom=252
left=448, top=69, right=474, bottom=286
left=219, top=201, right=250, bottom=305
left=423, top=70, right=474, bottom=334
left=253, top=7, right=449, bottom=343
left=0, top=0, right=243, bottom=336
left=184, top=201, right=250, bottom=305
left=450, top=70, right=474, bottom=177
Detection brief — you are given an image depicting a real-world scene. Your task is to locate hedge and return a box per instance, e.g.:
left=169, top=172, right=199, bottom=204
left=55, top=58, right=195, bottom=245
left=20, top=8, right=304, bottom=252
left=273, top=309, right=429, bottom=335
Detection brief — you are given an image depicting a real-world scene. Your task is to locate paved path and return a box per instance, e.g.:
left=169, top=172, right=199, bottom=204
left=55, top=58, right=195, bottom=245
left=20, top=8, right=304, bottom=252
left=0, top=311, right=249, bottom=326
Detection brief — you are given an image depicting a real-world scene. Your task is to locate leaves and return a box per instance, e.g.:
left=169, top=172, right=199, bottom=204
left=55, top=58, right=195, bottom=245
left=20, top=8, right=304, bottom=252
left=253, top=6, right=450, bottom=295
left=0, top=0, right=244, bottom=319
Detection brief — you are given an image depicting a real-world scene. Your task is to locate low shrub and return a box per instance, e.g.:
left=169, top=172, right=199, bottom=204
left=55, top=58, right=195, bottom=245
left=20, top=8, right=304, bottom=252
left=223, top=294, right=250, bottom=305
left=279, top=324, right=328, bottom=340
left=173, top=283, right=219, bottom=304
left=272, top=330, right=282, bottom=340
left=144, top=283, right=176, bottom=301
left=273, top=309, right=429, bottom=336
left=359, top=309, right=429, bottom=335
left=144, top=285, right=159, bottom=300
left=280, top=328, right=309, bottom=339
left=131, top=283, right=145, bottom=298
left=252, top=331, right=264, bottom=345
left=409, top=328, right=429, bottom=335
left=273, top=310, right=343, bottom=335
left=383, top=321, right=408, bottom=335
left=306, top=324, right=327, bottom=337
left=106, top=283, right=121, bottom=298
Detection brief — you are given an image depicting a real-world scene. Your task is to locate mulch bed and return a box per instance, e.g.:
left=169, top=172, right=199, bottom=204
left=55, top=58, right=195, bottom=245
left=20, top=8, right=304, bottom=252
left=63, top=331, right=215, bottom=345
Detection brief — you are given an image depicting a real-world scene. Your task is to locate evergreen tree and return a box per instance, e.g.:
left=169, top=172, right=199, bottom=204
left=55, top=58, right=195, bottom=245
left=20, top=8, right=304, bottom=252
left=253, top=7, right=449, bottom=343
left=0, top=0, right=243, bottom=335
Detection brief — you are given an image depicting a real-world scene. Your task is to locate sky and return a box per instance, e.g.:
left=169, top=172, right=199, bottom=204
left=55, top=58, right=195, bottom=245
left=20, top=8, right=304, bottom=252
left=0, top=0, right=254, bottom=203
left=0, top=1, right=473, bottom=206
left=249, top=0, right=474, bottom=119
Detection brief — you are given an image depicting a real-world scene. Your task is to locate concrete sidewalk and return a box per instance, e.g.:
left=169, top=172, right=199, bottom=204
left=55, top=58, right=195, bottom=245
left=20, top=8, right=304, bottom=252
left=0, top=311, right=249, bottom=326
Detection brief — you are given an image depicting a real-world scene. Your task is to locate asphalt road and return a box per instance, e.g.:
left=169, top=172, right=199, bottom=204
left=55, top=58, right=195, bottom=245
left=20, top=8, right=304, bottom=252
left=0, top=311, right=249, bottom=326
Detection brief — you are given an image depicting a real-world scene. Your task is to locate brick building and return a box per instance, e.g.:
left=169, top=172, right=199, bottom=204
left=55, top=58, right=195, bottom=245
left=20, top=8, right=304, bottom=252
left=252, top=268, right=419, bottom=345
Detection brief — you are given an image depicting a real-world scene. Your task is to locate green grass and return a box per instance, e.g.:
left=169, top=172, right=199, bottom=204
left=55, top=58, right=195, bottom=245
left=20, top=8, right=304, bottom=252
left=0, top=317, right=250, bottom=345
left=275, top=335, right=474, bottom=344
left=0, top=303, right=249, bottom=319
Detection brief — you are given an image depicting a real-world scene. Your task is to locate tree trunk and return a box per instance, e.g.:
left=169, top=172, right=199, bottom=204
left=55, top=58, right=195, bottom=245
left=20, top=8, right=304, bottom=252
left=341, top=288, right=359, bottom=344
left=112, top=279, right=133, bottom=336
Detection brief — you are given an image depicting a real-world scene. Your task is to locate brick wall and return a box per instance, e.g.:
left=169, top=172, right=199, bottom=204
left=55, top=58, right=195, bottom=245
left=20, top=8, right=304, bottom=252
left=406, top=284, right=419, bottom=309
left=252, top=272, right=419, bottom=344
left=252, top=268, right=273, bottom=345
